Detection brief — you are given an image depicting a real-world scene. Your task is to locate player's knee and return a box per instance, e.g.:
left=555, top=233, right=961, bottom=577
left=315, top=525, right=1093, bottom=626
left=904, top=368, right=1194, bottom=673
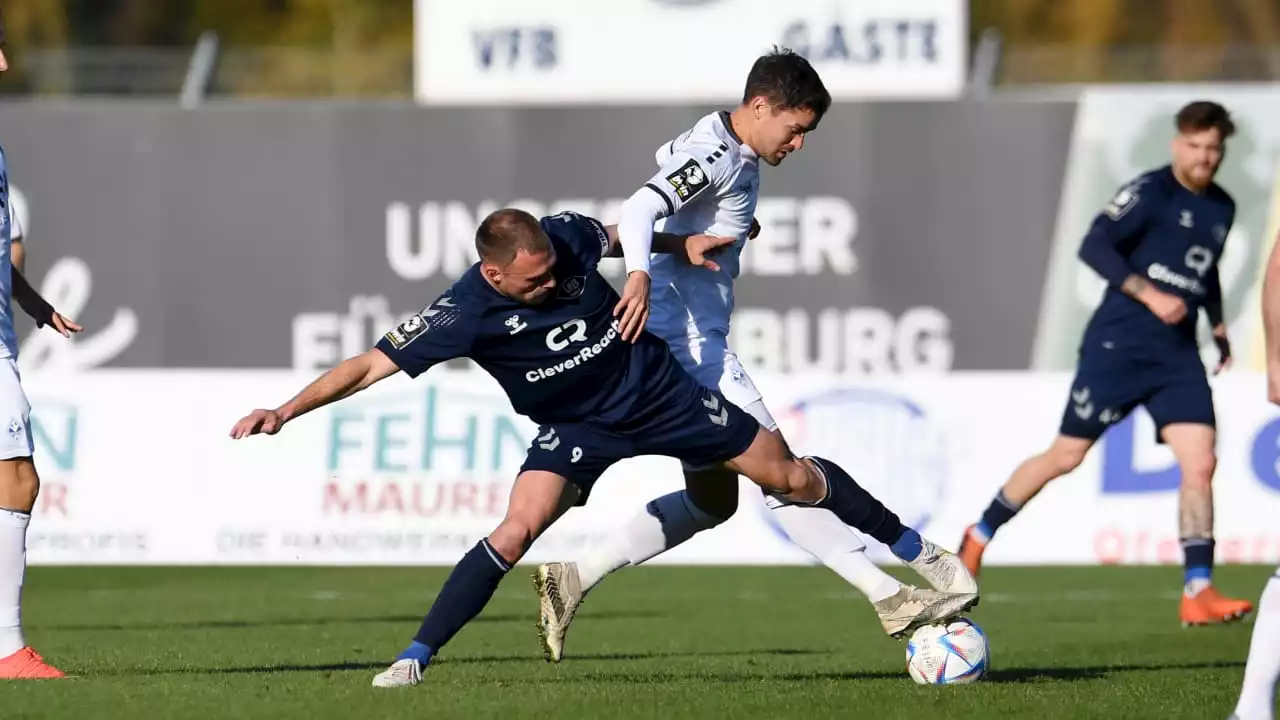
left=1044, top=441, right=1089, bottom=477
left=0, top=457, right=39, bottom=511
left=487, top=516, right=539, bottom=565
left=740, top=457, right=803, bottom=498
left=1180, top=453, right=1217, bottom=486
left=773, top=459, right=821, bottom=502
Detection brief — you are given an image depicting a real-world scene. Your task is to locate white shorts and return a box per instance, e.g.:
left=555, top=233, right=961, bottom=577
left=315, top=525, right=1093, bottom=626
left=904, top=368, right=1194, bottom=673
left=0, top=359, right=33, bottom=460
left=667, top=334, right=776, bottom=471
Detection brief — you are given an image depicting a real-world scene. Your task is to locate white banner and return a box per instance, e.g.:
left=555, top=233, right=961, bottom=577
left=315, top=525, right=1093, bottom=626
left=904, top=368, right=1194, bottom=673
left=20, top=370, right=1280, bottom=566
left=413, top=0, right=968, bottom=105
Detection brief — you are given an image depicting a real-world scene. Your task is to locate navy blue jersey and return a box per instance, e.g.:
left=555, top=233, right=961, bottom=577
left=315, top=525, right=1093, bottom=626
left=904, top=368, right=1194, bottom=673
left=1078, top=165, right=1234, bottom=356
left=374, top=212, right=685, bottom=426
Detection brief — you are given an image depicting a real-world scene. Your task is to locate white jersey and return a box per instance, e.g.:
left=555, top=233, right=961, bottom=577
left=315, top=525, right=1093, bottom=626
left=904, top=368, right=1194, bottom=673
left=641, top=111, right=760, bottom=352
left=0, top=148, right=16, bottom=360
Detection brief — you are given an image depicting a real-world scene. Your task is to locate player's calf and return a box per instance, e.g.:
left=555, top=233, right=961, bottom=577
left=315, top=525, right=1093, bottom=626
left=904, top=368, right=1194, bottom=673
left=374, top=470, right=580, bottom=687
left=1163, top=423, right=1230, bottom=601
left=535, top=473, right=734, bottom=663
left=961, top=435, right=1092, bottom=578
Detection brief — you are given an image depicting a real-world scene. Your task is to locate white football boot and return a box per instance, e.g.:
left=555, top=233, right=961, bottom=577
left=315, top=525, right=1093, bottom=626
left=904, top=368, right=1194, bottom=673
left=905, top=538, right=980, bottom=596
left=874, top=585, right=979, bottom=638
left=371, top=658, right=424, bottom=688
left=533, top=561, right=585, bottom=663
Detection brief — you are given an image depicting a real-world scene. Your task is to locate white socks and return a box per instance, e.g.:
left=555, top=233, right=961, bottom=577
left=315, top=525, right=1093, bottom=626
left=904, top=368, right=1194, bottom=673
left=765, top=496, right=902, bottom=602
left=1234, top=570, right=1280, bottom=720
left=576, top=490, right=722, bottom=592
left=574, top=488, right=904, bottom=604
left=0, top=508, right=29, bottom=658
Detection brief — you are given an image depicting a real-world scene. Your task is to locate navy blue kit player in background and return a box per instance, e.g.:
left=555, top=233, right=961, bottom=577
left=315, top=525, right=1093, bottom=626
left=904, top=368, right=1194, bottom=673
left=959, top=100, right=1255, bottom=626
left=230, top=208, right=975, bottom=688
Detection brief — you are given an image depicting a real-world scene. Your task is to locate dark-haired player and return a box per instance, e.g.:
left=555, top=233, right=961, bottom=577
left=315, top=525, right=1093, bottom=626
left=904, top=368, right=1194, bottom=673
left=534, top=47, right=977, bottom=663
left=959, top=100, right=1254, bottom=627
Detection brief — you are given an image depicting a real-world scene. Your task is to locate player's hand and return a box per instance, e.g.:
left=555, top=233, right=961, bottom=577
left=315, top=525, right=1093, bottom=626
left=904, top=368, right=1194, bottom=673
left=1142, top=289, right=1188, bottom=325
left=230, top=409, right=286, bottom=439
left=613, top=271, right=651, bottom=343
left=1212, top=333, right=1232, bottom=375
left=683, top=234, right=735, bottom=272
left=47, top=312, right=82, bottom=338
left=748, top=217, right=761, bottom=240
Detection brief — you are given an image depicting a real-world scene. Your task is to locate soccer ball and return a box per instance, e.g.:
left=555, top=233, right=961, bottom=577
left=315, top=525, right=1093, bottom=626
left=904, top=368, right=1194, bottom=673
left=905, top=618, right=989, bottom=685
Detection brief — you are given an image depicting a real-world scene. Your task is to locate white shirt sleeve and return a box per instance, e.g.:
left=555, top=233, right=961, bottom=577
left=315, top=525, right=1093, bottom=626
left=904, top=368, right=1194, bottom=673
left=8, top=203, right=22, bottom=241
left=641, top=148, right=732, bottom=217
left=617, top=144, right=734, bottom=276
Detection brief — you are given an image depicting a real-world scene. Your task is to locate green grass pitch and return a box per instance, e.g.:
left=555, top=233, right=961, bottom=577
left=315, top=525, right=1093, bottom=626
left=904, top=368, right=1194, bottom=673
left=0, top=565, right=1270, bottom=719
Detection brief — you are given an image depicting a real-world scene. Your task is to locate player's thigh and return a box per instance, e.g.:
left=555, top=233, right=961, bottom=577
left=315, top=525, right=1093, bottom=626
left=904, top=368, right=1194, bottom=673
left=716, top=351, right=778, bottom=432
left=682, top=334, right=778, bottom=428
left=1157, top=422, right=1217, bottom=482
left=0, top=359, right=37, bottom=509
left=1058, top=352, right=1145, bottom=442
left=519, top=422, right=624, bottom=507
left=720, top=424, right=814, bottom=498
left=488, top=469, right=581, bottom=562
left=635, top=383, right=762, bottom=486
left=677, top=352, right=778, bottom=518
left=0, top=458, right=38, bottom=511
left=1147, top=370, right=1216, bottom=455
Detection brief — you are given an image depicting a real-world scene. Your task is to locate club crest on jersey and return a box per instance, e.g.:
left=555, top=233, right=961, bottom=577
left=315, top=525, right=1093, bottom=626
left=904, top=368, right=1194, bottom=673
left=665, top=158, right=710, bottom=201
left=558, top=275, right=586, bottom=299
left=1212, top=224, right=1227, bottom=245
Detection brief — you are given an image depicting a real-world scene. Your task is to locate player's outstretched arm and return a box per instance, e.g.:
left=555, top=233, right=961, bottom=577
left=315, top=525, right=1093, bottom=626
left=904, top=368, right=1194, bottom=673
left=602, top=225, right=734, bottom=271
left=10, top=266, right=80, bottom=337
left=1262, top=233, right=1280, bottom=401
left=229, top=348, right=400, bottom=438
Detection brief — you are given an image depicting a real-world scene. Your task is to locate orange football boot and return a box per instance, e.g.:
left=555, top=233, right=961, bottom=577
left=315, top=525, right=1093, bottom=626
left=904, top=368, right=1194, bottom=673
left=957, top=525, right=988, bottom=580
left=1180, top=586, right=1254, bottom=627
left=0, top=647, right=66, bottom=679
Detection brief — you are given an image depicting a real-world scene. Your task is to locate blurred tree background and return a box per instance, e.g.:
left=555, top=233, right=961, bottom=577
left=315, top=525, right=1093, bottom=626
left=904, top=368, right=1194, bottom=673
left=973, top=0, right=1280, bottom=84
left=0, top=0, right=1276, bottom=96
left=0, top=0, right=414, bottom=96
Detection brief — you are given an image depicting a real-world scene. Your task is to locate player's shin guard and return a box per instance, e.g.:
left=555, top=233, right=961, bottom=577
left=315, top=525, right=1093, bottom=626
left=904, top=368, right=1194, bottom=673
left=406, top=538, right=510, bottom=662
left=1234, top=571, right=1280, bottom=720
left=0, top=508, right=28, bottom=658
left=804, top=456, right=924, bottom=562
left=575, top=490, right=721, bottom=592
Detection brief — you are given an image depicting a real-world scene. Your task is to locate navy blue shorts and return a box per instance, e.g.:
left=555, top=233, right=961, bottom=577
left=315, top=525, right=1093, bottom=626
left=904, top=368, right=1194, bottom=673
left=1059, top=348, right=1215, bottom=442
left=519, top=373, right=760, bottom=505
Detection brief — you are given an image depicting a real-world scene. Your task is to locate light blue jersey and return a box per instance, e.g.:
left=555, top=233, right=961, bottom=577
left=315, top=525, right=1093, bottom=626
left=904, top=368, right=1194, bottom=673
left=0, top=147, right=17, bottom=359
